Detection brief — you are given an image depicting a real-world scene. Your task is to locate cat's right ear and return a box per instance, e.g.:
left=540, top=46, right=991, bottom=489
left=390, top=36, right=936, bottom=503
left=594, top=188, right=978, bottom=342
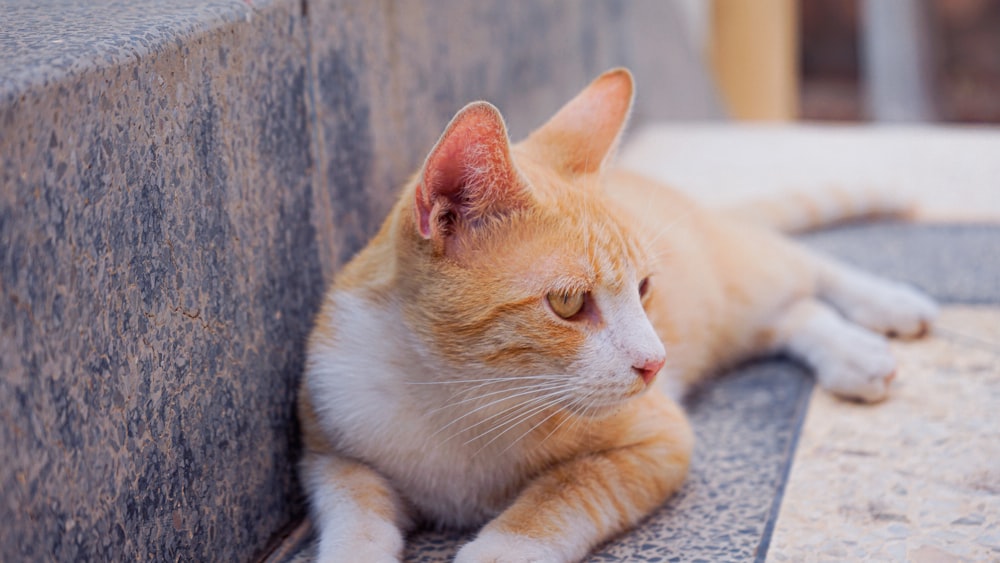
left=526, top=68, right=634, bottom=176
left=414, top=102, right=524, bottom=245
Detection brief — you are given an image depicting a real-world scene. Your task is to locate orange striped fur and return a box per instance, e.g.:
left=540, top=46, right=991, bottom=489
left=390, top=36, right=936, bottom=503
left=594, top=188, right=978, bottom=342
left=299, top=69, right=936, bottom=562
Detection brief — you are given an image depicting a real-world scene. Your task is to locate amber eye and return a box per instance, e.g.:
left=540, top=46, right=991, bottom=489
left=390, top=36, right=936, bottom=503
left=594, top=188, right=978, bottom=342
left=547, top=291, right=585, bottom=319
left=639, top=276, right=651, bottom=298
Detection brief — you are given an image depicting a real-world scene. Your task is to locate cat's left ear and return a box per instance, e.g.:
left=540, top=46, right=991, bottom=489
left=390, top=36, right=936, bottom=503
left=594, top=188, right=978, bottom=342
left=526, top=67, right=635, bottom=176
left=415, top=102, right=525, bottom=245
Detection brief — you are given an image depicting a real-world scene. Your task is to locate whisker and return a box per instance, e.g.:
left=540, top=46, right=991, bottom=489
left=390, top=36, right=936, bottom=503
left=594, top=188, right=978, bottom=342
left=427, top=380, right=570, bottom=416
left=468, top=392, right=570, bottom=452
left=500, top=401, right=571, bottom=455
left=441, top=388, right=572, bottom=445
left=405, top=375, right=567, bottom=386
left=643, top=210, right=691, bottom=251
left=439, top=394, right=553, bottom=443
left=562, top=390, right=598, bottom=437
left=463, top=387, right=573, bottom=443
left=535, top=402, right=577, bottom=447
left=429, top=381, right=574, bottom=437
left=446, top=375, right=571, bottom=402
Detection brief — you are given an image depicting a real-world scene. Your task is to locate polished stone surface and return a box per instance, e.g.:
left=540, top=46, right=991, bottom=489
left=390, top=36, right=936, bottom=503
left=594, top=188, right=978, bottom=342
left=768, top=307, right=1000, bottom=562
left=0, top=1, right=718, bottom=560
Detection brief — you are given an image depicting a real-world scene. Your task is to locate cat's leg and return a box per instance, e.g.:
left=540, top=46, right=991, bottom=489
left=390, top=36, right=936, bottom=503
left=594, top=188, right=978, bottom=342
left=770, top=298, right=899, bottom=402
left=454, top=396, right=693, bottom=563
left=300, top=451, right=412, bottom=563
left=814, top=256, right=938, bottom=338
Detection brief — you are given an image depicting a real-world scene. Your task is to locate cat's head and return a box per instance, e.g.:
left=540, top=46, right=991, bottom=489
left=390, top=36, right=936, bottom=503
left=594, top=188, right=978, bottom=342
left=398, top=69, right=665, bottom=416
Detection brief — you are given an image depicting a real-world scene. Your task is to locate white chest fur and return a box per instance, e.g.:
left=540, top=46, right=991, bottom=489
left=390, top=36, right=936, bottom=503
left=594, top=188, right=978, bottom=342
left=306, top=293, right=530, bottom=527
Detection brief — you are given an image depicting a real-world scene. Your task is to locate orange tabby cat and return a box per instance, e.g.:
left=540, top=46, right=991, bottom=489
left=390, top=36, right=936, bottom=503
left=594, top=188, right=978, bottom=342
left=298, top=68, right=937, bottom=562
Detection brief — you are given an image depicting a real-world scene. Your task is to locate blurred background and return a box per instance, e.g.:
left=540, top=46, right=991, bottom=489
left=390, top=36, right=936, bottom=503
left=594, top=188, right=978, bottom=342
left=689, top=0, right=1000, bottom=123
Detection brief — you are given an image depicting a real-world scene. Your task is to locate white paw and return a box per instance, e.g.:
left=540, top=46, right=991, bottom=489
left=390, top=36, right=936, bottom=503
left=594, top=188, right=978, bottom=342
left=315, top=519, right=403, bottom=563
left=831, top=274, right=937, bottom=339
left=454, top=530, right=562, bottom=563
left=815, top=323, right=897, bottom=403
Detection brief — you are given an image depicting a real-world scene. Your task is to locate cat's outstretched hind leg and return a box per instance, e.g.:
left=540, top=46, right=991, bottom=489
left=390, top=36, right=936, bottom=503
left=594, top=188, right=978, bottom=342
left=771, top=299, right=899, bottom=402
left=815, top=256, right=938, bottom=339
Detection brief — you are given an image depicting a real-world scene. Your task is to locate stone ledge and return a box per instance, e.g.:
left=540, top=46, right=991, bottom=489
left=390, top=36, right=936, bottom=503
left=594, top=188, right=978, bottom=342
left=0, top=0, right=259, bottom=103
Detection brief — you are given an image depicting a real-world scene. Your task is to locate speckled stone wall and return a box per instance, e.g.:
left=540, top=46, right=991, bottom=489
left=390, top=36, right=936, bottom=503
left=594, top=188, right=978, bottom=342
left=0, top=1, right=719, bottom=560
left=1, top=1, right=317, bottom=560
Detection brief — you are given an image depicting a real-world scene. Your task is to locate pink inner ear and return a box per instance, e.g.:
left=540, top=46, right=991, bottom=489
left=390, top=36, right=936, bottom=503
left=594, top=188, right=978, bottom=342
left=415, top=102, right=518, bottom=241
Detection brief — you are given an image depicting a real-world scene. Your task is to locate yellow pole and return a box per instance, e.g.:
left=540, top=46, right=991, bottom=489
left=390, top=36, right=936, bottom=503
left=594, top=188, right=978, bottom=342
left=710, top=0, right=799, bottom=120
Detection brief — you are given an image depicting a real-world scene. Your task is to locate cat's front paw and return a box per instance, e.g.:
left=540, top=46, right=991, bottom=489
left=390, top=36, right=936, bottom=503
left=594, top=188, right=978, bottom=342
left=454, top=530, right=564, bottom=563
left=830, top=275, right=938, bottom=339
left=816, top=322, right=897, bottom=403
left=314, top=518, right=403, bottom=563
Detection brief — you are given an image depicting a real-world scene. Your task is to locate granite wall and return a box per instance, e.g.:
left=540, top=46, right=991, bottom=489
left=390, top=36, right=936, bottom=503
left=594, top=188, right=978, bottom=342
left=0, top=0, right=720, bottom=560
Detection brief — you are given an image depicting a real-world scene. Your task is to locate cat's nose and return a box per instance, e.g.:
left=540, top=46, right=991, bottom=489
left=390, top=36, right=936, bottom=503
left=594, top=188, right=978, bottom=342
left=633, top=357, right=665, bottom=385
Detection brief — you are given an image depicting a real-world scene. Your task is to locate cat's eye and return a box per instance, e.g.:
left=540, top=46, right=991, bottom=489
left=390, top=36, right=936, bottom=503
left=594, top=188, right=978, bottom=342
left=639, top=276, right=651, bottom=298
left=547, top=291, right=585, bottom=319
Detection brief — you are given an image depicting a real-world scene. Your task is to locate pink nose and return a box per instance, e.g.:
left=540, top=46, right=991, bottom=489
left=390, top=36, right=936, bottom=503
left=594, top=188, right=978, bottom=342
left=634, top=358, right=665, bottom=385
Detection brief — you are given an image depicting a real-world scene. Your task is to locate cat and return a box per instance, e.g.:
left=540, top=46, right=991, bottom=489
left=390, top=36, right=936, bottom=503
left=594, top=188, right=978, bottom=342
left=296, top=68, right=937, bottom=562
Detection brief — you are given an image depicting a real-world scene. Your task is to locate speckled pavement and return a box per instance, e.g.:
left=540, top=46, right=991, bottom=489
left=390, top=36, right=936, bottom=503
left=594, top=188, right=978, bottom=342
left=767, top=306, right=1000, bottom=562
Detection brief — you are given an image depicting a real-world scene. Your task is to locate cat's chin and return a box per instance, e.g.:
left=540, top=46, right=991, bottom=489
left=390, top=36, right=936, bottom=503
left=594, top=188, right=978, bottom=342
left=564, top=393, right=641, bottom=419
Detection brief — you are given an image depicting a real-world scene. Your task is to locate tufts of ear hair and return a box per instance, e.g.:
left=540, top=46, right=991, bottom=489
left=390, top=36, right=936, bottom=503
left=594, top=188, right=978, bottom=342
left=414, top=102, right=527, bottom=249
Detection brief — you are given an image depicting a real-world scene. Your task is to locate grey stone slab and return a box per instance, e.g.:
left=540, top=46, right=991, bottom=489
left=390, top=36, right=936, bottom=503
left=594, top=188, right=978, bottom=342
left=1, top=2, right=316, bottom=561
left=800, top=223, right=1000, bottom=304
left=0, top=0, right=258, bottom=102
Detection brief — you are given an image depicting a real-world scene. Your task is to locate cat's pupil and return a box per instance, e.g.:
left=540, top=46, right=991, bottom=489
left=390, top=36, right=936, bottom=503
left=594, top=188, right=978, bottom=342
left=547, top=290, right=585, bottom=319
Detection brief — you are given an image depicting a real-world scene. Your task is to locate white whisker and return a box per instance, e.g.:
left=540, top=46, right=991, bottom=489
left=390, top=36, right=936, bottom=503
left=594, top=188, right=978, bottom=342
left=500, top=401, right=570, bottom=455
left=442, top=388, right=572, bottom=445
left=405, top=375, right=567, bottom=385
left=468, top=392, right=571, bottom=453
left=641, top=210, right=692, bottom=256
left=428, top=379, right=570, bottom=416
left=430, top=381, right=574, bottom=438
left=440, top=394, right=555, bottom=443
